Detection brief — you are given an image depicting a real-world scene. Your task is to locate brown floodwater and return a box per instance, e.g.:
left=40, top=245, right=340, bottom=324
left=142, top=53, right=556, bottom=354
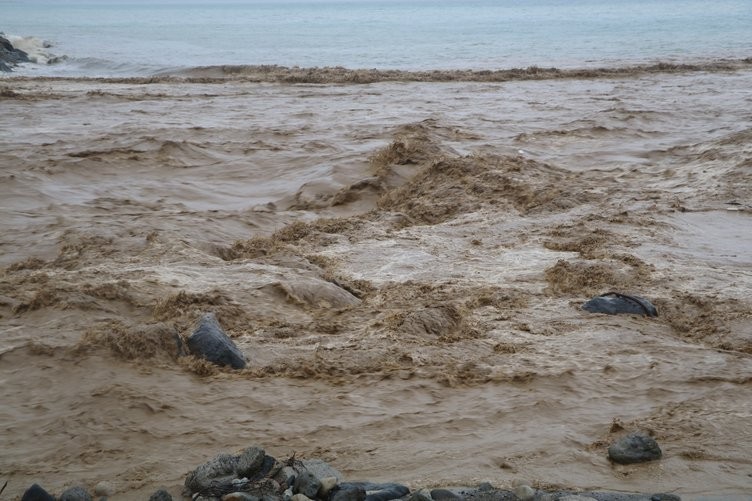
left=1, top=69, right=751, bottom=500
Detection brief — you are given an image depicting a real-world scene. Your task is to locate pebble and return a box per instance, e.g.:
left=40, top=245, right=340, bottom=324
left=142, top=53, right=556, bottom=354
left=94, top=481, right=113, bottom=497
left=60, top=486, right=93, bottom=501
left=608, top=432, right=663, bottom=464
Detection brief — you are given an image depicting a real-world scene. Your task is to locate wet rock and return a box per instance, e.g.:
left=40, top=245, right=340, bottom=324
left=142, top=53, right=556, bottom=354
left=21, top=484, right=55, bottom=501
left=187, top=313, right=247, bottom=369
left=149, top=489, right=173, bottom=501
left=0, top=35, right=30, bottom=72
left=60, top=486, right=93, bottom=501
left=431, top=489, right=462, bottom=501
left=558, top=496, right=597, bottom=501
left=582, top=293, right=657, bottom=317
left=293, top=471, right=321, bottom=499
left=330, top=485, right=366, bottom=501
left=608, top=432, right=662, bottom=464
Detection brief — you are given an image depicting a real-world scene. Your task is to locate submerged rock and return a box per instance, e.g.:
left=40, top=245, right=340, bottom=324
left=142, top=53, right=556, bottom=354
left=582, top=292, right=658, bottom=317
left=608, top=432, right=662, bottom=464
left=187, top=313, right=247, bottom=369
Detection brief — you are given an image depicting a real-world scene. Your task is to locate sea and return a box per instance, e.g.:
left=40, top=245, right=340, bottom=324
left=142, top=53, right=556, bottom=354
left=2, top=0, right=751, bottom=77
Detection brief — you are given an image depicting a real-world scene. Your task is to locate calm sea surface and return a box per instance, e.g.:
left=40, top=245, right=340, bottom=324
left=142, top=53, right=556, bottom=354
left=2, top=0, right=751, bottom=76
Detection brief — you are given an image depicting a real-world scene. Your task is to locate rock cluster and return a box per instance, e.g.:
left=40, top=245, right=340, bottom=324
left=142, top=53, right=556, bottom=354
left=19, top=440, right=678, bottom=501
left=0, top=34, right=30, bottom=72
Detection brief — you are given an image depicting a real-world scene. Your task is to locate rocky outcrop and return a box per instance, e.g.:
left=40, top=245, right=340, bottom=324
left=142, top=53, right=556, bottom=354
left=0, top=34, right=30, bottom=72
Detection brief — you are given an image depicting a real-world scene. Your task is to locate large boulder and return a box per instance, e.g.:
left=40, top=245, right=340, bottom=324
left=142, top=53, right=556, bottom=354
left=187, top=313, right=247, bottom=369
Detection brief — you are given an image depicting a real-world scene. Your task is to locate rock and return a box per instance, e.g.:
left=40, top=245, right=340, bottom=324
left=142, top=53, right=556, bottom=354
left=21, top=484, right=55, bottom=501
left=94, top=481, right=113, bottom=497
left=0, top=35, right=30, bottom=72
left=274, top=466, right=298, bottom=487
left=431, top=489, right=462, bottom=501
left=149, top=490, right=174, bottom=501
left=291, top=495, right=314, bottom=501
left=582, top=293, right=657, bottom=317
left=608, top=432, right=662, bottom=464
left=223, top=494, right=260, bottom=501
left=319, top=477, right=338, bottom=498
left=330, top=485, right=367, bottom=501
left=338, top=483, right=409, bottom=501
left=60, top=486, right=93, bottom=501
left=293, top=471, right=321, bottom=499
left=512, top=485, right=535, bottom=501
left=301, top=459, right=343, bottom=482
left=650, top=495, right=681, bottom=501
left=406, top=489, right=433, bottom=501
left=558, top=497, right=597, bottom=501
left=184, top=447, right=272, bottom=494
left=186, top=313, right=247, bottom=369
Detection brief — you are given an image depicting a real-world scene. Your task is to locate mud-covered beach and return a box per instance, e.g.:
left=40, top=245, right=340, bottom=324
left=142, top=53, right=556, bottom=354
left=1, top=67, right=751, bottom=499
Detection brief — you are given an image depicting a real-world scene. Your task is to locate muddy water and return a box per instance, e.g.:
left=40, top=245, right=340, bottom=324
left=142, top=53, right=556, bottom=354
left=1, top=70, right=752, bottom=500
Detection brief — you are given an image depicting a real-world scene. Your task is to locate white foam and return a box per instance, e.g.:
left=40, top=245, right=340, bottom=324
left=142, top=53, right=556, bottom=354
left=6, top=34, right=62, bottom=65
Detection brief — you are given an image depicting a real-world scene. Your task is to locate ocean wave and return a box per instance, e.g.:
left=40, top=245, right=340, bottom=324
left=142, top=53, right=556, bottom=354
left=3, top=34, right=64, bottom=65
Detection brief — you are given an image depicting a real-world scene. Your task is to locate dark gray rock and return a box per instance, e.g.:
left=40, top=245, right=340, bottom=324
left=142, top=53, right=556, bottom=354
left=293, top=472, right=321, bottom=499
left=431, top=489, right=462, bottom=501
left=21, top=484, right=56, bottom=501
left=608, top=433, right=662, bottom=464
left=582, top=293, right=657, bottom=317
left=149, top=489, right=173, bottom=501
left=0, top=35, right=30, bottom=72
left=60, top=486, right=93, bottom=501
left=338, top=483, right=409, bottom=501
left=223, top=494, right=261, bottom=501
left=571, top=493, right=680, bottom=501
left=187, top=313, right=247, bottom=369
left=330, top=485, right=366, bottom=501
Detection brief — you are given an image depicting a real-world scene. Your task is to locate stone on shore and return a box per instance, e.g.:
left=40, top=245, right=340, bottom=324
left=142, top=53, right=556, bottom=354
left=512, top=485, right=535, bottom=501
left=301, top=459, right=343, bottom=482
left=60, top=486, right=93, bottom=501
left=608, top=432, right=662, bottom=464
left=337, top=482, right=409, bottom=501
left=21, top=484, right=55, bottom=501
left=184, top=446, right=271, bottom=494
left=93, top=481, right=113, bottom=497
left=149, top=489, right=173, bottom=501
left=293, top=471, right=321, bottom=499
left=330, top=484, right=367, bottom=501
left=186, top=313, right=247, bottom=369
left=223, top=493, right=261, bottom=501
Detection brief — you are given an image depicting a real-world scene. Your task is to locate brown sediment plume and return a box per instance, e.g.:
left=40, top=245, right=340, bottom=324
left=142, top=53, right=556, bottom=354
left=2, top=73, right=752, bottom=499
